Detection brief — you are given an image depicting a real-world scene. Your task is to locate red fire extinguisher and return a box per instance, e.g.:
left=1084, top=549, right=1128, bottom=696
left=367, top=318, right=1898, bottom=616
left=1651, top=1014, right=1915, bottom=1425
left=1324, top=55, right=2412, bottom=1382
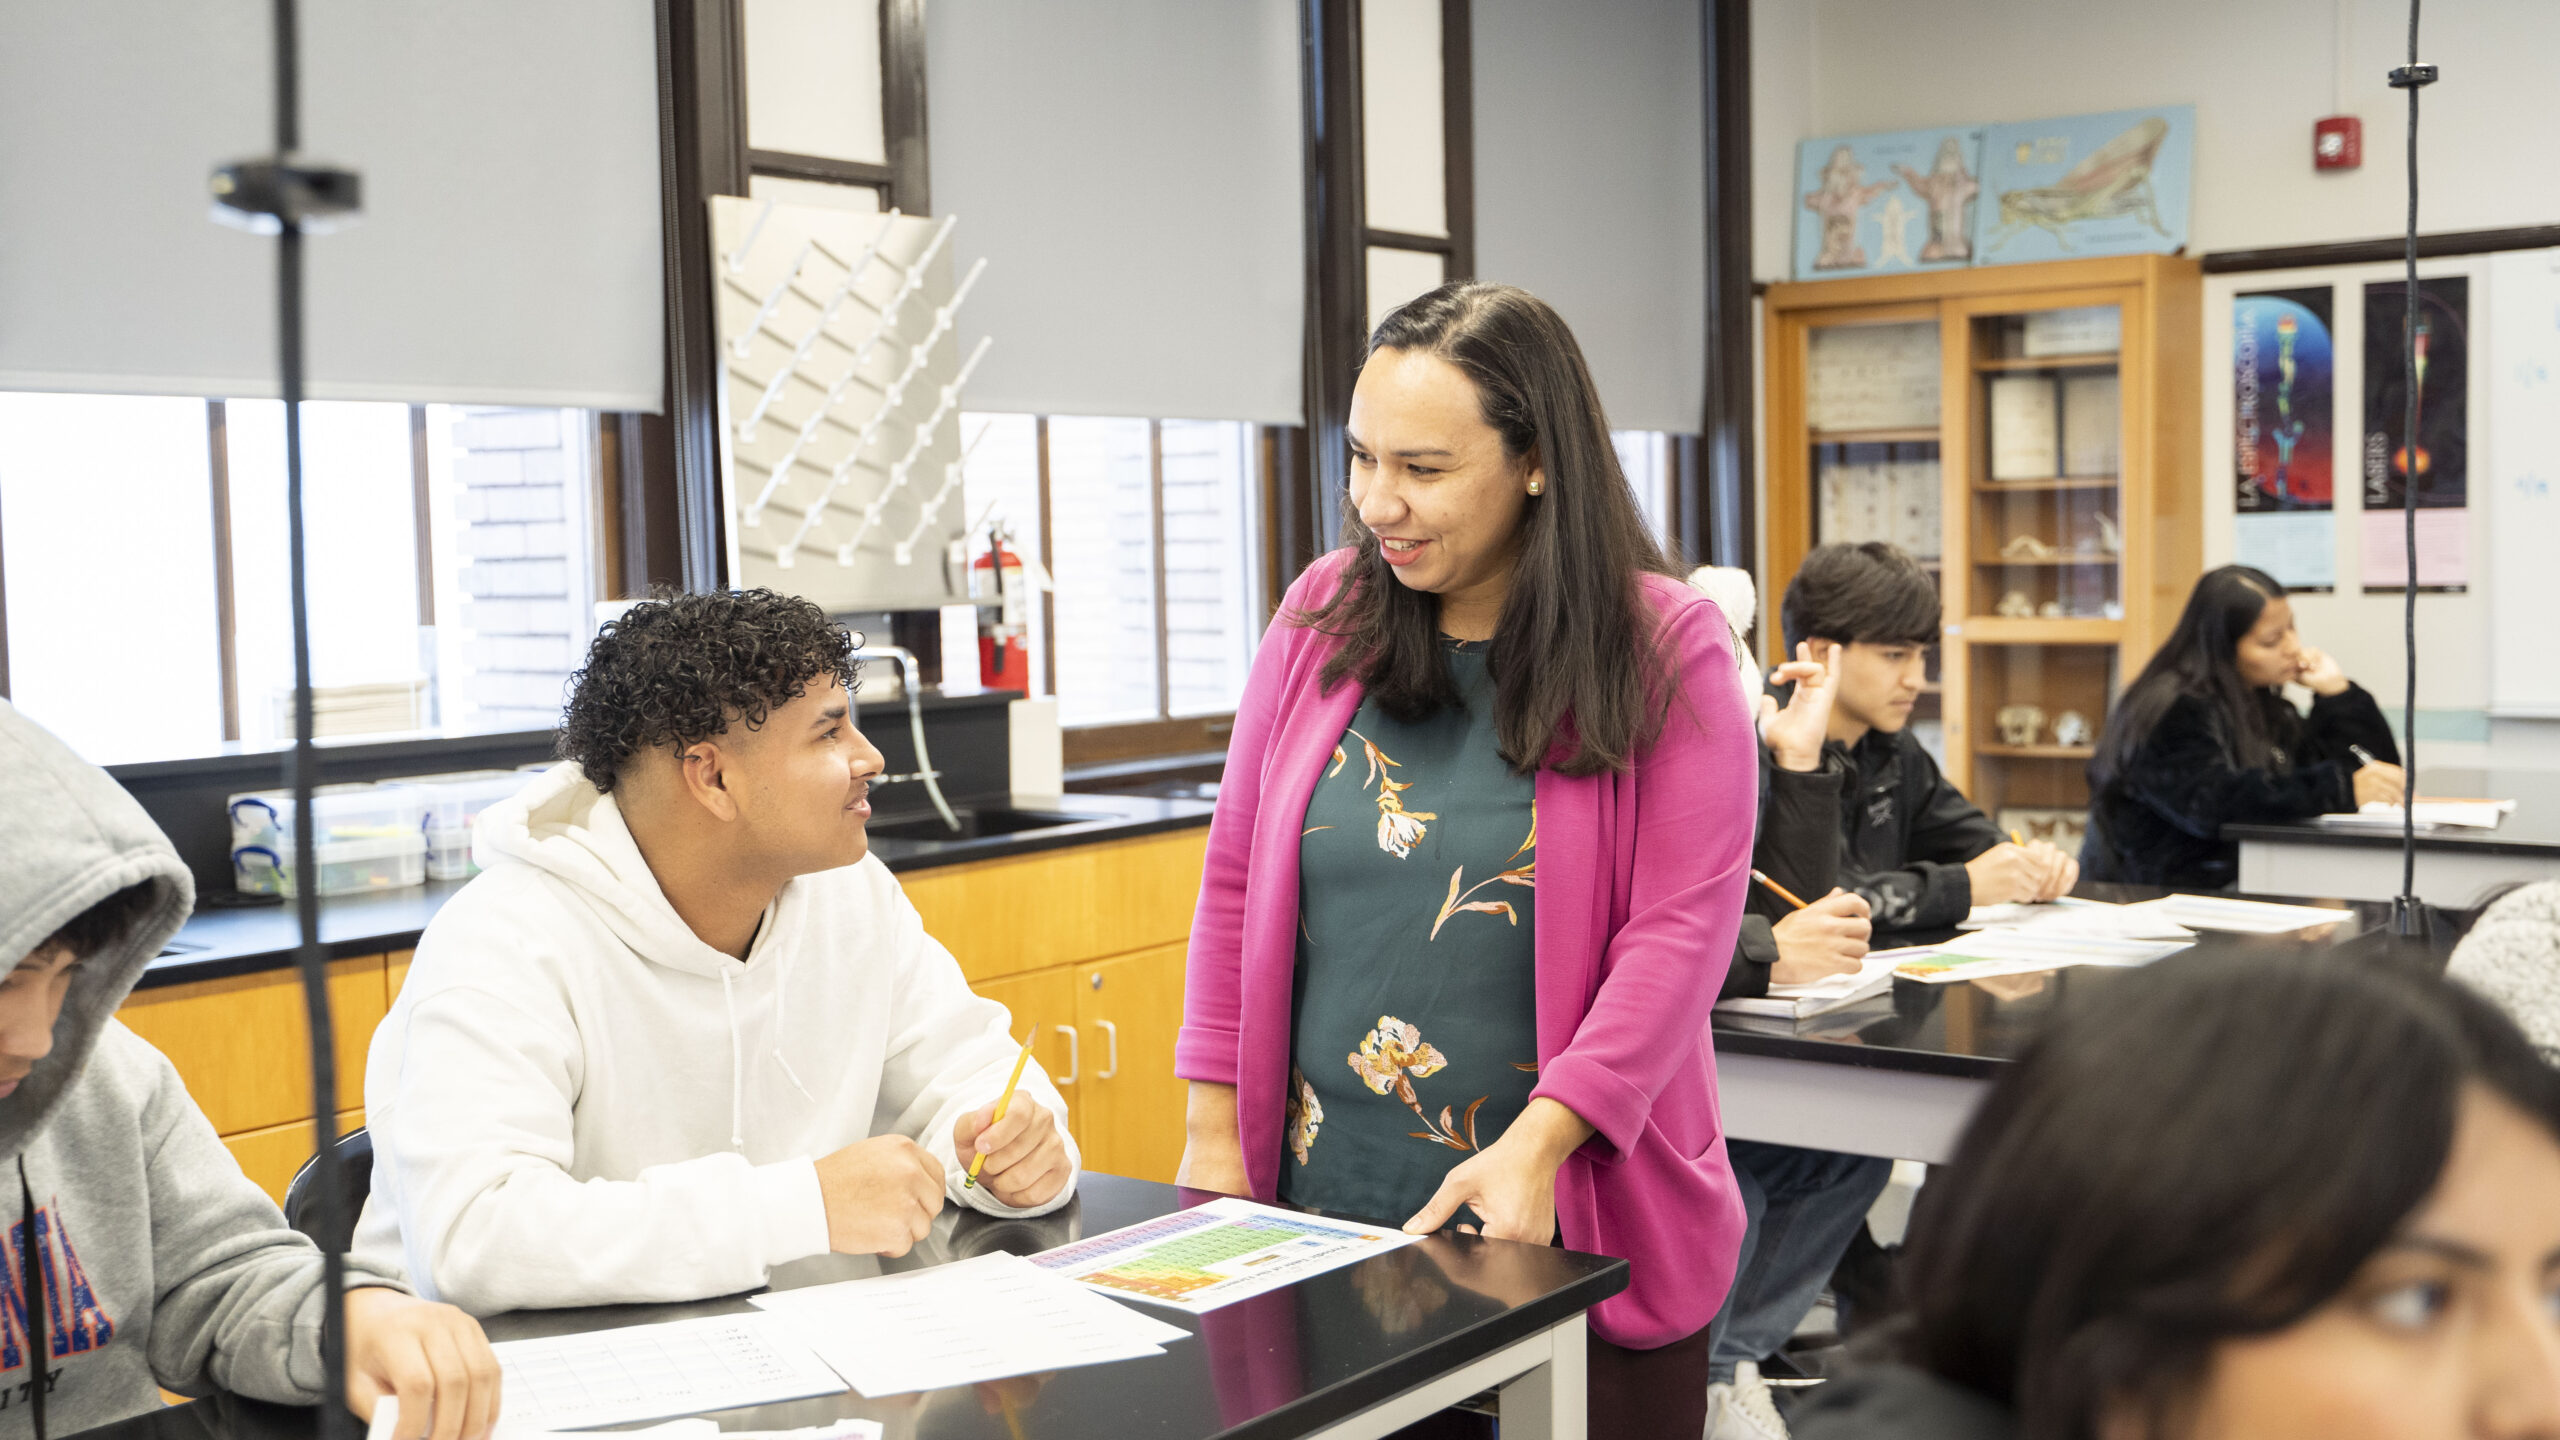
left=970, top=529, right=1031, bottom=691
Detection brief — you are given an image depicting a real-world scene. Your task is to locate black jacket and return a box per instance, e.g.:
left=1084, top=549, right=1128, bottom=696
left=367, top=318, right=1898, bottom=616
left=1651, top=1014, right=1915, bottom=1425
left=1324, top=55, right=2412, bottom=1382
left=2081, top=683, right=2399, bottom=890
left=1720, top=749, right=1851, bottom=1000
left=1791, top=1363, right=2017, bottom=1440
left=1834, top=727, right=2004, bottom=932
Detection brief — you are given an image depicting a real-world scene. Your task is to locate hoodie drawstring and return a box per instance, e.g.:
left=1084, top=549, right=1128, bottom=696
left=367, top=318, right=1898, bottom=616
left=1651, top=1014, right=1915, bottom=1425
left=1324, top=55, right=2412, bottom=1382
left=20, top=1156, right=46, bottom=1440
left=768, top=944, right=817, bottom=1105
left=718, top=969, right=745, bottom=1152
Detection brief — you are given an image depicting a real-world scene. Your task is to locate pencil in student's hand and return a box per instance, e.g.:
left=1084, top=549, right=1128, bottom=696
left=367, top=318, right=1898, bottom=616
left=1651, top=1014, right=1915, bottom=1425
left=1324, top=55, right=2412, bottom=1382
left=1750, top=869, right=1811, bottom=912
left=963, top=1025, right=1040, bottom=1190
left=2009, top=829, right=2026, bottom=847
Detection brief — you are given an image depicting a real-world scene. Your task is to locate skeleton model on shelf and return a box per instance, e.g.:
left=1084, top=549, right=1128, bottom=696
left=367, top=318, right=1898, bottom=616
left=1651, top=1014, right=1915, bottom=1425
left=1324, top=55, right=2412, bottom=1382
left=1996, top=589, right=2036, bottom=618
left=711, top=197, right=989, bottom=612
left=1995, top=704, right=2047, bottom=748
left=2052, top=710, right=2093, bottom=747
left=2001, top=533, right=2060, bottom=561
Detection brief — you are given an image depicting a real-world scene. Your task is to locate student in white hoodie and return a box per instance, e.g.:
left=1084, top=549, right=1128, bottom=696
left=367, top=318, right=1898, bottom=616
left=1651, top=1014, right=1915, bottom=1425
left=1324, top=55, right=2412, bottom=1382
left=355, top=590, right=1077, bottom=1314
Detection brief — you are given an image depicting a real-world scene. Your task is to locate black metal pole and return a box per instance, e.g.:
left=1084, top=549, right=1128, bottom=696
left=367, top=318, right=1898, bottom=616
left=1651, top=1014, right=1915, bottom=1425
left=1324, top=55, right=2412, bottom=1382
left=2389, top=0, right=2434, bottom=939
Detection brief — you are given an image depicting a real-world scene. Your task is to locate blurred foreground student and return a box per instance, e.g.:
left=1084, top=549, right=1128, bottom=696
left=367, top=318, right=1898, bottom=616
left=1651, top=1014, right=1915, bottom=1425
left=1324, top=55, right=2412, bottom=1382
left=2084, top=564, right=2402, bottom=889
left=2450, top=881, right=2560, bottom=1059
left=357, top=591, right=1075, bottom=1314
left=1795, top=951, right=2560, bottom=1440
left=0, top=703, right=498, bottom=1440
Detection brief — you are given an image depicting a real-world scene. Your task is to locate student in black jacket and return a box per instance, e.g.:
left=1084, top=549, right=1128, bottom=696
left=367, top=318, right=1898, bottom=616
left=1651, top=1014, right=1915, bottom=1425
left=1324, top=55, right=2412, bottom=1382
left=2082, top=564, right=2403, bottom=889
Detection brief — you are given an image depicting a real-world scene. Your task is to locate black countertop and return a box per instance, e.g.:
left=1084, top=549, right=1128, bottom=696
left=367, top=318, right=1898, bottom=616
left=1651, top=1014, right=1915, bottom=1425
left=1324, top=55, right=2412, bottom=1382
left=70, top=1174, right=1626, bottom=1440
left=141, top=792, right=1214, bottom=991
left=2223, top=766, right=2560, bottom=857
left=1709, top=884, right=2466, bottom=1079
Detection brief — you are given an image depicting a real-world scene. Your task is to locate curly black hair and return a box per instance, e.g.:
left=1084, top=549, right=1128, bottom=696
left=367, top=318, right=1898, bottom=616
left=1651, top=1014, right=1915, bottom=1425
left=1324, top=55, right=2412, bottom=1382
left=557, top=588, right=858, bottom=794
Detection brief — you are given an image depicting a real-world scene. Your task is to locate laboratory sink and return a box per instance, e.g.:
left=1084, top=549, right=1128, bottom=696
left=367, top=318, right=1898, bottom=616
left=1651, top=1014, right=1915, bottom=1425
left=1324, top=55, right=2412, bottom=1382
left=861, top=806, right=1095, bottom=842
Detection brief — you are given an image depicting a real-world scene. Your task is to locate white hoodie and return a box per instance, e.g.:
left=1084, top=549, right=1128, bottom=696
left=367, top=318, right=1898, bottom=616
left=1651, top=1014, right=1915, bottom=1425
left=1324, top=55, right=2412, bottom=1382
left=352, top=764, right=1076, bottom=1314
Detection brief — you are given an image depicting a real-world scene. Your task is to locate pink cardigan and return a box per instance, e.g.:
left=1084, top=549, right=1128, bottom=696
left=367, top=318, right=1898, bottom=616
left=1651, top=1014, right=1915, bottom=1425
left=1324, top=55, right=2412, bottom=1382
left=1177, top=549, right=1755, bottom=1348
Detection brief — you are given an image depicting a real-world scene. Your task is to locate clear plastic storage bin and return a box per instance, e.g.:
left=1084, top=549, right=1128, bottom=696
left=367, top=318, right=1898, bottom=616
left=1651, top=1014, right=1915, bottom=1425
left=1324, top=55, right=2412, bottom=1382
left=383, top=769, right=528, bottom=881
left=228, top=783, right=427, bottom=898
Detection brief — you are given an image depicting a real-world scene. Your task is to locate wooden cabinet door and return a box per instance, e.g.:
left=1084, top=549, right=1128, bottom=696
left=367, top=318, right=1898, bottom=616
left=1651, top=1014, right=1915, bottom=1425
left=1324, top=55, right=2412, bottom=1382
left=967, top=968, right=1085, bottom=1149
left=118, top=956, right=388, bottom=1134
left=224, top=1108, right=364, bottom=1206
left=1074, top=942, right=1188, bottom=1185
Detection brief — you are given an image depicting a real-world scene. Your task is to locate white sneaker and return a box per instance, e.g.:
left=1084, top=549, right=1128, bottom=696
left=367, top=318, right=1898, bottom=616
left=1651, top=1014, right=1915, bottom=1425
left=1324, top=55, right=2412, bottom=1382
left=1704, top=1360, right=1790, bottom=1440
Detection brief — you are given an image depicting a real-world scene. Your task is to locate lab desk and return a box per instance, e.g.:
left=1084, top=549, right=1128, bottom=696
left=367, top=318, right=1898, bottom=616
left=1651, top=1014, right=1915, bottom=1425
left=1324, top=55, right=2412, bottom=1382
left=1711, top=885, right=2456, bottom=1165
left=2224, top=767, right=2560, bottom=907
left=68, top=1174, right=1626, bottom=1440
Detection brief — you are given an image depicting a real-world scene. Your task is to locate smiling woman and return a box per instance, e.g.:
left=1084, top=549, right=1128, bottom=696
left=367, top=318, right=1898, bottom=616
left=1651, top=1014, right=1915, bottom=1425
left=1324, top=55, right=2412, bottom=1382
left=1178, top=282, right=1759, bottom=1439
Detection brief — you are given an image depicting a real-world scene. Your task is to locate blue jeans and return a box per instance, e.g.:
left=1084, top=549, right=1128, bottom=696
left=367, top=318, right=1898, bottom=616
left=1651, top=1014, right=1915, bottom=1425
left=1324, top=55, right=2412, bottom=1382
left=1705, top=1140, right=1896, bottom=1383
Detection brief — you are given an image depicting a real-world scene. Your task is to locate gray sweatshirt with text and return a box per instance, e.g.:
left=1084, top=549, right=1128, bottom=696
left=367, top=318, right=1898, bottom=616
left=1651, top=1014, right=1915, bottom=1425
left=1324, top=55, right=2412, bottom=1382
left=0, top=701, right=400, bottom=1435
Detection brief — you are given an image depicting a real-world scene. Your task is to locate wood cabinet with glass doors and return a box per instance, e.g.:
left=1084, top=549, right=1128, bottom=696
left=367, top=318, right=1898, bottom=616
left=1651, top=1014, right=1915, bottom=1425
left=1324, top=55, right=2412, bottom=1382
left=1763, top=255, right=2202, bottom=844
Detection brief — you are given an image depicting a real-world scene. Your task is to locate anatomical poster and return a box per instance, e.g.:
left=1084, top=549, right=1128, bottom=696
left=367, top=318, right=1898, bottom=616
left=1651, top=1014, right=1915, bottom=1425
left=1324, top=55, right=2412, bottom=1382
left=2362, top=276, right=2468, bottom=590
left=2232, top=287, right=2336, bottom=590
left=1976, top=107, right=2194, bottom=266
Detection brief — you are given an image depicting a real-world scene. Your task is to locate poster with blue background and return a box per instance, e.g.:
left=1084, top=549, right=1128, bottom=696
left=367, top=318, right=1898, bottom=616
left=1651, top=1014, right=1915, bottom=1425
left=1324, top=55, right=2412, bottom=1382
left=1977, top=106, right=2194, bottom=266
left=2232, top=288, right=2336, bottom=589
left=1792, top=127, right=1984, bottom=281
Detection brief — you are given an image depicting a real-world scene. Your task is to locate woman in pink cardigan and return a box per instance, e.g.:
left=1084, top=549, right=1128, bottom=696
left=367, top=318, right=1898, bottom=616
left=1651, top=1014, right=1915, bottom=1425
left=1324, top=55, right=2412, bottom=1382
left=1176, top=282, right=1755, bottom=1437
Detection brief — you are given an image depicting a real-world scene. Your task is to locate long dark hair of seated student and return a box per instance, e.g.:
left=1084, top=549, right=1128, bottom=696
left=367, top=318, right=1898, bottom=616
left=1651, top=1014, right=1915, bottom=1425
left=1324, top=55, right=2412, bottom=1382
left=2080, top=563, right=2398, bottom=888
left=1793, top=952, right=2560, bottom=1440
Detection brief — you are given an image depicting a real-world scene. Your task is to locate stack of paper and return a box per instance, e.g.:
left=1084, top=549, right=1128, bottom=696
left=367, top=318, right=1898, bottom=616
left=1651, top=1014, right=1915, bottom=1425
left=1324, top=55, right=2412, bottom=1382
left=2118, top=894, right=2352, bottom=934
left=1715, top=946, right=1933, bottom=1020
left=488, top=1313, right=849, bottom=1430
left=750, top=1252, right=1188, bottom=1397
left=1960, top=898, right=2193, bottom=942
left=2315, top=799, right=2515, bottom=830
left=1896, top=929, right=2192, bottom=985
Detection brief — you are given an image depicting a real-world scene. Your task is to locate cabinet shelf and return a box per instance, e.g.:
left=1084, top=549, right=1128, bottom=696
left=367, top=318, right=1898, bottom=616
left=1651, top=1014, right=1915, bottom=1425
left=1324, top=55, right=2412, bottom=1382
left=1974, top=743, right=2098, bottom=759
left=1973, top=352, right=2118, bottom=372
left=1976, top=555, right=2118, bottom=567
left=1955, top=616, right=2124, bottom=644
left=1975, top=477, right=2119, bottom=492
left=1811, top=426, right=1942, bottom=445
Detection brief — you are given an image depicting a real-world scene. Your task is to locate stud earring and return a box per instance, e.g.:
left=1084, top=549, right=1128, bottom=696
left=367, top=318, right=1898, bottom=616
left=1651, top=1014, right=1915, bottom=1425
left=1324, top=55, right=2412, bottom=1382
left=1528, top=480, right=1544, bottom=495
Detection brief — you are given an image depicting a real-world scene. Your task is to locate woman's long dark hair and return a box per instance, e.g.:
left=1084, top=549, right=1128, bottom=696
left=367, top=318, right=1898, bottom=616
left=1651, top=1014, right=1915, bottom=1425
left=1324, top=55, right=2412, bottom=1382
left=1296, top=282, right=1681, bottom=775
left=2089, top=564, right=2287, bottom=792
left=1896, top=952, right=2560, bottom=1439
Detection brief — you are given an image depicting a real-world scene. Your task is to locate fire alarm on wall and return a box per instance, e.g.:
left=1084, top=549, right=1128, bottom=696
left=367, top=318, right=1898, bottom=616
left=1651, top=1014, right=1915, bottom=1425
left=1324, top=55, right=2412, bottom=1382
left=2314, top=115, right=2362, bottom=171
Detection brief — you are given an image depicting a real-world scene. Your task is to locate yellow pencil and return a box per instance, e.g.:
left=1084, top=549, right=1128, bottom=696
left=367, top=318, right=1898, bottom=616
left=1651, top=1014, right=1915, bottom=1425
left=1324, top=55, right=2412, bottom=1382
left=1749, top=869, right=1811, bottom=912
left=2009, top=829, right=2026, bottom=847
left=963, top=1025, right=1040, bottom=1190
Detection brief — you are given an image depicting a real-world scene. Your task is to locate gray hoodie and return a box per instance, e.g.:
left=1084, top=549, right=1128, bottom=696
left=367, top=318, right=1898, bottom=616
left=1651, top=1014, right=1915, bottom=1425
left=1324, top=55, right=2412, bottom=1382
left=0, top=701, right=399, bottom=1435
left=2449, top=881, right=2560, bottom=1059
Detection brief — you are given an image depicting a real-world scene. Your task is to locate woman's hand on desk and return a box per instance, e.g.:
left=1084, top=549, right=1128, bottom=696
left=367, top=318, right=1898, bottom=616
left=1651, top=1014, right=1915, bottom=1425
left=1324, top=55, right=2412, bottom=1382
left=2354, top=760, right=2408, bottom=808
left=1771, top=889, right=1871, bottom=985
left=816, top=1134, right=945, bottom=1255
left=1404, top=1097, right=1594, bottom=1244
left=956, top=1098, right=1073, bottom=1208
left=1177, top=1081, right=1251, bottom=1195
left=342, top=1286, right=503, bottom=1440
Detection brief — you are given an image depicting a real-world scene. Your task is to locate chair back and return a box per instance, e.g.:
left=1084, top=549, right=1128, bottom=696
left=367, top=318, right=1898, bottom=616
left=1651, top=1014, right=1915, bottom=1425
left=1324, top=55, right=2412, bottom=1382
left=283, top=1126, right=375, bottom=1254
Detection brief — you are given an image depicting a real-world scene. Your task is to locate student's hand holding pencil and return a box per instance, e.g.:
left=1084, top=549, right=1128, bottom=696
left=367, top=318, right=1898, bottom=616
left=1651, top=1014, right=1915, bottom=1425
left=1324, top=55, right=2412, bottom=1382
left=954, top=1096, right=1070, bottom=1208
left=1770, top=887, right=1871, bottom=985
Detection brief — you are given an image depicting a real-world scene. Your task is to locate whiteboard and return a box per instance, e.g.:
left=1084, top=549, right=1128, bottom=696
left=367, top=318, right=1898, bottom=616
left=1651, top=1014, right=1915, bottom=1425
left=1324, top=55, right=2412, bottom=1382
left=2488, top=249, right=2560, bottom=717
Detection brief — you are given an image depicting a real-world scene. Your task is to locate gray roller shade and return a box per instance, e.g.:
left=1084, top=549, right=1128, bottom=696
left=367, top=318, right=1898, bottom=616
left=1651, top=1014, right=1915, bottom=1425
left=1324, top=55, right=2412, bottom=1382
left=1474, top=0, right=1706, bottom=434
left=927, top=0, right=1305, bottom=424
left=0, top=2, right=664, bottom=410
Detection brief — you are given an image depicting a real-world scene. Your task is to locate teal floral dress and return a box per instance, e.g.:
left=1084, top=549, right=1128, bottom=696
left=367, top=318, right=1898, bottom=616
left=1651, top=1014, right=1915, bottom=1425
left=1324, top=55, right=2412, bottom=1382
left=1279, top=639, right=1540, bottom=1226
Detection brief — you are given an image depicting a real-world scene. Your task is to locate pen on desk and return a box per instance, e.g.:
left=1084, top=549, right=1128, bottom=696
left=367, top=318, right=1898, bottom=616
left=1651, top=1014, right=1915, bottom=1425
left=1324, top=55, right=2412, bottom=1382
left=964, top=1026, right=1040, bottom=1191
left=1749, top=869, right=1811, bottom=911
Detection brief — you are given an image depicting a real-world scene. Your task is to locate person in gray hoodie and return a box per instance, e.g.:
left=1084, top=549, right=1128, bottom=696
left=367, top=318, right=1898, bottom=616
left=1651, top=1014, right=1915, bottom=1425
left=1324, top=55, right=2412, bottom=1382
left=0, top=701, right=500, bottom=1440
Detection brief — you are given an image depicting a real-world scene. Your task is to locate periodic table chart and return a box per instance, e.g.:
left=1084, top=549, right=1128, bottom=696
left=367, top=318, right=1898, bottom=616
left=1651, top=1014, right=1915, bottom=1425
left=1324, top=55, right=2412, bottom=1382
left=1029, top=1197, right=1417, bottom=1313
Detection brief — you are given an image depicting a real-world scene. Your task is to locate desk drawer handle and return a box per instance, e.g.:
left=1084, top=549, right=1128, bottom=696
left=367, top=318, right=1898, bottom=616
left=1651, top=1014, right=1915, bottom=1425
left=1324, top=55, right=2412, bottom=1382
left=1053, top=1024, right=1078, bottom=1085
left=1096, top=1019, right=1119, bottom=1079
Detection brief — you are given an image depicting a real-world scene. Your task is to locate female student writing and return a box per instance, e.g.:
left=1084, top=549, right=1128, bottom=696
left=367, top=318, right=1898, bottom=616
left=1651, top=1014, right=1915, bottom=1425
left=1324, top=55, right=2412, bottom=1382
left=2082, top=564, right=2404, bottom=889
left=1174, top=282, right=1757, bottom=1438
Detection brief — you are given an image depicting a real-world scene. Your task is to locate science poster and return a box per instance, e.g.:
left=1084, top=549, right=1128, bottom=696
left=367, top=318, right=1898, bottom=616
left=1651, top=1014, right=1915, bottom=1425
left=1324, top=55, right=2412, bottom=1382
left=1976, top=106, right=2194, bottom=266
left=2231, top=288, right=2335, bottom=589
left=1792, top=127, right=1985, bottom=281
left=2361, top=276, right=2468, bottom=590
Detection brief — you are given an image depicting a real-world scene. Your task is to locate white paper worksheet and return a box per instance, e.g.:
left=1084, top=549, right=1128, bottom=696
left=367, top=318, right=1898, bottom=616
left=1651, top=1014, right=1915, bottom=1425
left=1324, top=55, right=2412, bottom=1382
left=749, top=1253, right=1187, bottom=1397
left=491, top=1314, right=847, bottom=1431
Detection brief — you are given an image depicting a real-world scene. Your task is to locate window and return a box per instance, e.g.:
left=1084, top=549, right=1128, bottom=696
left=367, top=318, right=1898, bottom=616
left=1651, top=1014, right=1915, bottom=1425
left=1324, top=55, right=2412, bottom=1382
left=954, top=412, right=1261, bottom=733
left=0, top=391, right=604, bottom=766
left=1358, top=0, right=1472, bottom=320
left=1612, top=430, right=1676, bottom=555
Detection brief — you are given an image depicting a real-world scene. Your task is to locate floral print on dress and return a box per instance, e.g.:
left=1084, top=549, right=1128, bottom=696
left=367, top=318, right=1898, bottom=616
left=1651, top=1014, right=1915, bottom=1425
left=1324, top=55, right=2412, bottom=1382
left=1286, top=1068, right=1324, bottom=1165
left=1336, top=730, right=1438, bottom=858
left=1430, top=806, right=1537, bottom=940
left=1349, top=1015, right=1489, bottom=1152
